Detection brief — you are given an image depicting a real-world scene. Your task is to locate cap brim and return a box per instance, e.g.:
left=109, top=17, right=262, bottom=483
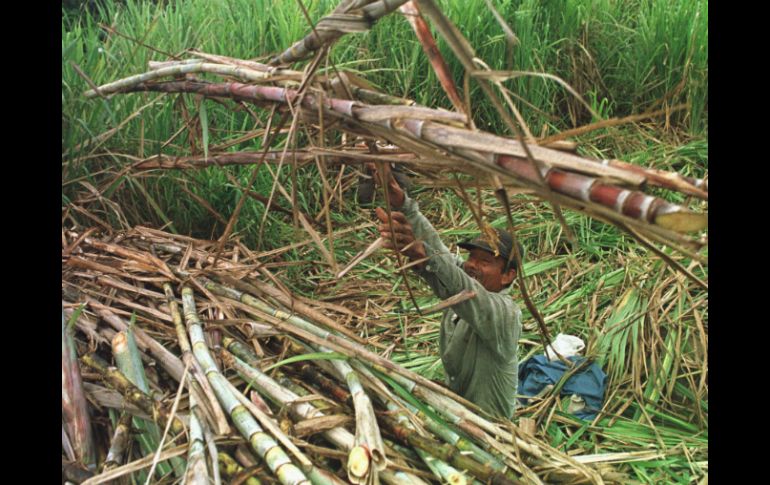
left=459, top=240, right=496, bottom=255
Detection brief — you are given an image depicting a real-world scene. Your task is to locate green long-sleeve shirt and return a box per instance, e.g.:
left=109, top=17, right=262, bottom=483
left=401, top=195, right=522, bottom=419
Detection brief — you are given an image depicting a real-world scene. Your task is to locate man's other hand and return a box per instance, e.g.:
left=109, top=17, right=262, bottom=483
left=375, top=207, right=427, bottom=267
left=367, top=163, right=406, bottom=209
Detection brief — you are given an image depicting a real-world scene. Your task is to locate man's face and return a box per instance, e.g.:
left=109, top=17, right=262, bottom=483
left=463, top=248, right=516, bottom=292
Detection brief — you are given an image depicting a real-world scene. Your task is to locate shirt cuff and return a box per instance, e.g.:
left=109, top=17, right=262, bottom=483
left=419, top=241, right=452, bottom=274
left=401, top=194, right=419, bottom=219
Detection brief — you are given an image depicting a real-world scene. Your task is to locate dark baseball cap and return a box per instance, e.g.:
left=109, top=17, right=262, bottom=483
left=458, top=228, right=524, bottom=271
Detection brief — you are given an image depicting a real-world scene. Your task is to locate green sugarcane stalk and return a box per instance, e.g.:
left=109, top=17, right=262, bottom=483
left=303, top=351, right=527, bottom=483
left=392, top=442, right=467, bottom=485
left=112, top=329, right=186, bottom=478
left=62, top=309, right=97, bottom=469
left=220, top=349, right=430, bottom=485
left=333, top=358, right=386, bottom=483
left=80, top=353, right=185, bottom=435
left=316, top=348, right=387, bottom=482
left=112, top=330, right=167, bottom=483
left=342, top=358, right=522, bottom=484
left=164, top=283, right=231, bottom=436
left=388, top=411, right=469, bottom=485
left=218, top=452, right=262, bottom=485
left=378, top=414, right=519, bottom=485
left=222, top=378, right=348, bottom=485
left=395, top=397, right=527, bottom=480
left=181, top=287, right=311, bottom=485
left=185, top=391, right=211, bottom=485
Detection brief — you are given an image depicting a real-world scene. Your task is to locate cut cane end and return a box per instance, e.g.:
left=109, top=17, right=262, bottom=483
left=111, top=331, right=128, bottom=351
left=370, top=449, right=388, bottom=471
left=655, top=211, right=708, bottom=233
left=348, top=445, right=371, bottom=479
left=448, top=472, right=468, bottom=485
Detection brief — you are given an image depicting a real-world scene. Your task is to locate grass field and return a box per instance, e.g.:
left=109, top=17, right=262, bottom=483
left=62, top=0, right=708, bottom=482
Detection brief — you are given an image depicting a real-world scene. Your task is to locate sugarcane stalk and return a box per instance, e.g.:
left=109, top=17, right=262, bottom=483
left=598, top=158, right=707, bottom=200
left=178, top=50, right=415, bottom=106
left=269, top=0, right=409, bottom=66
left=220, top=349, right=430, bottom=485
left=222, top=378, right=347, bottom=485
left=389, top=419, right=469, bottom=485
left=366, top=362, right=592, bottom=481
left=281, top=327, right=388, bottom=480
left=80, top=353, right=185, bottom=435
left=87, top=299, right=186, bottom=383
left=297, top=364, right=354, bottom=406
left=203, top=279, right=483, bottom=414
left=399, top=1, right=466, bottom=115
left=164, top=283, right=231, bottom=436
left=106, top=79, right=704, bottom=236
left=99, top=80, right=636, bottom=185
left=181, top=287, right=311, bottom=485
left=62, top=309, right=97, bottom=469
left=222, top=274, right=369, bottom=345
left=83, top=62, right=275, bottom=98
left=322, top=355, right=526, bottom=483
left=133, top=150, right=316, bottom=170
left=330, top=358, right=387, bottom=483
left=218, top=452, right=262, bottom=485
left=112, top=329, right=185, bottom=478
left=420, top=290, right=476, bottom=314
left=185, top=391, right=211, bottom=485
left=103, top=412, right=132, bottom=472
left=378, top=414, right=519, bottom=485
left=392, top=442, right=468, bottom=485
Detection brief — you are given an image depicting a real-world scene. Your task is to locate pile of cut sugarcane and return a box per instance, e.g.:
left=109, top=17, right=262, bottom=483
left=64, top=226, right=633, bottom=484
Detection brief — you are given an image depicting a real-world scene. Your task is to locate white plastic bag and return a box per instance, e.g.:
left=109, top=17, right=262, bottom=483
left=545, top=333, right=585, bottom=361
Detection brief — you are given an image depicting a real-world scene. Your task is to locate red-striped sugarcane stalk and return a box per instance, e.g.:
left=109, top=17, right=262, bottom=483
left=399, top=1, right=465, bottom=114
left=598, top=158, right=707, bottom=200
left=62, top=309, right=97, bottom=469
left=181, top=287, right=311, bottom=485
left=98, top=80, right=704, bottom=234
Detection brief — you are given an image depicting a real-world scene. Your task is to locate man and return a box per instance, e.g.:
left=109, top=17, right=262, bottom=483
left=371, top=166, right=523, bottom=419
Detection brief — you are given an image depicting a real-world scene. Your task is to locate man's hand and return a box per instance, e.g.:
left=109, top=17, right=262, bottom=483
left=375, top=207, right=427, bottom=268
left=368, top=162, right=405, bottom=209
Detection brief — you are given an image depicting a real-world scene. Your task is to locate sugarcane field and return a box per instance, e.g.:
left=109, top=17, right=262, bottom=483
left=62, top=0, right=707, bottom=484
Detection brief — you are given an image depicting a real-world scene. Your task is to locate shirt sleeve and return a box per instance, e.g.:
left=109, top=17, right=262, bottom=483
left=400, top=194, right=459, bottom=262
left=418, top=243, right=521, bottom=361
